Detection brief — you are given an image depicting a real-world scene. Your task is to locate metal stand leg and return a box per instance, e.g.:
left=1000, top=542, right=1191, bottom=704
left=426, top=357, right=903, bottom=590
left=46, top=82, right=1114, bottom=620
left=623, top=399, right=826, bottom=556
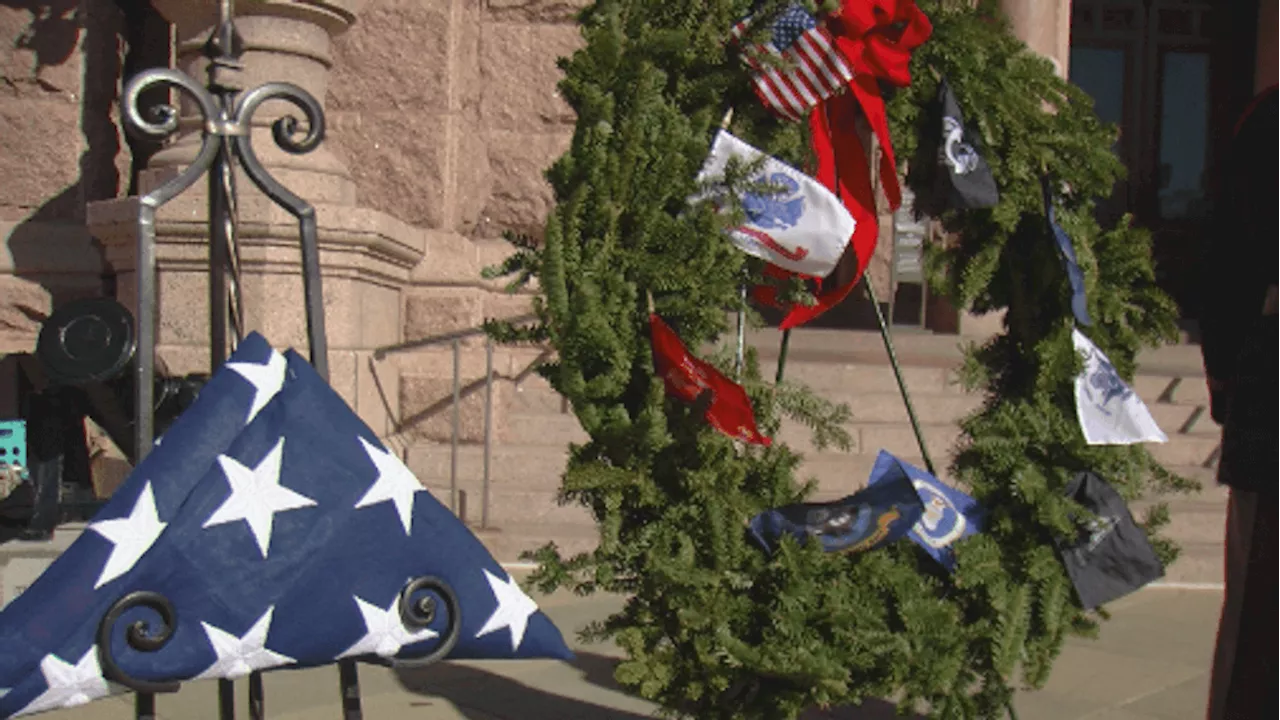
left=339, top=659, right=363, bottom=720
left=248, top=671, right=264, bottom=720
left=219, top=678, right=236, bottom=720
left=135, top=691, right=156, bottom=720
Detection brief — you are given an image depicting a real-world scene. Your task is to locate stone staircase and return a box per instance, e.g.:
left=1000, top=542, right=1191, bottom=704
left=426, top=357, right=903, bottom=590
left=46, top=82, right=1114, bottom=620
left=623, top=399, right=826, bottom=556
left=396, top=326, right=1226, bottom=584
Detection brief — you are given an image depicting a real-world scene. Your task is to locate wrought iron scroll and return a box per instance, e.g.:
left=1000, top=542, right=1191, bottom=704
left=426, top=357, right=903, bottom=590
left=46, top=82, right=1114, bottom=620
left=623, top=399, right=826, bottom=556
left=113, top=3, right=455, bottom=719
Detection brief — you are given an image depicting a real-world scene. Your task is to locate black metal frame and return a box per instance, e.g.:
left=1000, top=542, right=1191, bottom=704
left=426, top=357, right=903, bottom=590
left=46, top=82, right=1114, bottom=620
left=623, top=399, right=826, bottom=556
left=108, top=2, right=459, bottom=717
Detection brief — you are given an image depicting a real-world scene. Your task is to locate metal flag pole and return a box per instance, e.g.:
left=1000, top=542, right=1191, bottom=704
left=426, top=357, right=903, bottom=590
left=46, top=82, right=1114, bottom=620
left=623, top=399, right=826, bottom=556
left=863, top=274, right=937, bottom=476
left=864, top=135, right=937, bottom=477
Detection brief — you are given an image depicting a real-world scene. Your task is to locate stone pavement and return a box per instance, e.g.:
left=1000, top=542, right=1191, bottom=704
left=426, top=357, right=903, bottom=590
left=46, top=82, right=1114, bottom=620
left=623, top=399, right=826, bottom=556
left=36, top=584, right=1221, bottom=720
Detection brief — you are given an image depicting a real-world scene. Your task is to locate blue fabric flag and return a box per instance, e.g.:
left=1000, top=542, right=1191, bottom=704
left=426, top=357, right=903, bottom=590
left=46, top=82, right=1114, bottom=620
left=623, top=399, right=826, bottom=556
left=1042, top=176, right=1093, bottom=327
left=867, top=451, right=984, bottom=571
left=0, top=333, right=570, bottom=718
left=748, top=465, right=923, bottom=556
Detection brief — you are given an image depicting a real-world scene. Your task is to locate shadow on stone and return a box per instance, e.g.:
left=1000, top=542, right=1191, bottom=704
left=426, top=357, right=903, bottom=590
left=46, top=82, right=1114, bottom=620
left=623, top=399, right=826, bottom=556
left=394, top=659, right=654, bottom=720
left=564, top=651, right=926, bottom=720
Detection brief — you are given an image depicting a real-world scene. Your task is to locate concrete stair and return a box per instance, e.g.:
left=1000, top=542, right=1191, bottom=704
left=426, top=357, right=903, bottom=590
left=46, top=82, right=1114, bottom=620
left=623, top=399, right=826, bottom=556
left=398, top=327, right=1226, bottom=584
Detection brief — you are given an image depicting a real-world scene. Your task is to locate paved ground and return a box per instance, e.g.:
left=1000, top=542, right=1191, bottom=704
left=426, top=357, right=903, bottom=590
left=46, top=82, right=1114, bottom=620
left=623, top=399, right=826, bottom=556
left=38, top=585, right=1221, bottom=720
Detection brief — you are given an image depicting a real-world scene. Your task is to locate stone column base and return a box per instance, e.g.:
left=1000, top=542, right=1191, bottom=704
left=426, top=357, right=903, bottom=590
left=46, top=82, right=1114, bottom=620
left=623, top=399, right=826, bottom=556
left=87, top=190, right=425, bottom=437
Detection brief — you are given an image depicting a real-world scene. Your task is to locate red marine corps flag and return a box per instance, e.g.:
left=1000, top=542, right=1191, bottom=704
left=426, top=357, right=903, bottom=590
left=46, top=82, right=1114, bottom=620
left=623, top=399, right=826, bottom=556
left=649, top=314, right=770, bottom=446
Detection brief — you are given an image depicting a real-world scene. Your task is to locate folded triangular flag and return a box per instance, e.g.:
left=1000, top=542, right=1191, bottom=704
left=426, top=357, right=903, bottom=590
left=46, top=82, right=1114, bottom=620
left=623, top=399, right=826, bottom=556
left=1072, top=329, right=1167, bottom=445
left=694, top=130, right=855, bottom=279
left=1059, top=470, right=1164, bottom=610
left=0, top=333, right=285, bottom=693
left=935, top=78, right=999, bottom=210
left=866, top=451, right=984, bottom=571
left=1044, top=179, right=1093, bottom=327
left=0, top=336, right=571, bottom=719
left=748, top=463, right=922, bottom=555
left=649, top=314, right=770, bottom=446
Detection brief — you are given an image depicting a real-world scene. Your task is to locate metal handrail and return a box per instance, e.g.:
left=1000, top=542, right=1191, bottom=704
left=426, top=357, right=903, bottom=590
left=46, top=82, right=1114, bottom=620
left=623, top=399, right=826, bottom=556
left=372, top=313, right=540, bottom=360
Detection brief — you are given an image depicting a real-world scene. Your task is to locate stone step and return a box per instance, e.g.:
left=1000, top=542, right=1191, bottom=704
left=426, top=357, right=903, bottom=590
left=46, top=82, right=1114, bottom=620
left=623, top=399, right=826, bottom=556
left=503, top=402, right=1218, bottom=457
left=1160, top=542, right=1223, bottom=585
left=1149, top=402, right=1217, bottom=437
left=497, top=360, right=1207, bottom=423
left=405, top=443, right=570, bottom=493
left=1131, top=500, right=1226, bottom=547
left=473, top=523, right=600, bottom=564
left=745, top=326, right=1208, bottom=379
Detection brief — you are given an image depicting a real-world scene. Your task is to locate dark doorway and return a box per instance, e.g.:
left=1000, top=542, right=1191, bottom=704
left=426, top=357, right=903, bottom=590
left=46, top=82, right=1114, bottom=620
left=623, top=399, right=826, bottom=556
left=1069, top=0, right=1261, bottom=328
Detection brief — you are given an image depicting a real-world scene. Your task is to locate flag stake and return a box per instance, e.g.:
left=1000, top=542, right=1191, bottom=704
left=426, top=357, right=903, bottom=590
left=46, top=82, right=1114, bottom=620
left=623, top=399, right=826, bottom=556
left=735, top=284, right=747, bottom=379
left=863, top=275, right=937, bottom=477
left=774, top=328, right=792, bottom=383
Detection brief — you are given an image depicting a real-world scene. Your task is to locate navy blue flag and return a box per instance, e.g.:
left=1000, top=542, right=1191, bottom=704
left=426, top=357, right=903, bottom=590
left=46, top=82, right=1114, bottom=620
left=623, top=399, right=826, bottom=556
left=748, top=464, right=923, bottom=555
left=1043, top=176, right=1093, bottom=327
left=867, top=451, right=984, bottom=571
left=0, top=334, right=570, bottom=718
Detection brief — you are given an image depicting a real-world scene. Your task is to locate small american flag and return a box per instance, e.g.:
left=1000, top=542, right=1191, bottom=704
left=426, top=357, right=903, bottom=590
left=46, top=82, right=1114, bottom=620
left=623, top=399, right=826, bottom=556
left=732, top=4, right=854, bottom=122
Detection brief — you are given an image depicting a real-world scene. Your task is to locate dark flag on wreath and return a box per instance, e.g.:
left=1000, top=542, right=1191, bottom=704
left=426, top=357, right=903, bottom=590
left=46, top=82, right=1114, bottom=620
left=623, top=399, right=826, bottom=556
left=0, top=334, right=571, bottom=719
left=1058, top=470, right=1165, bottom=611
left=748, top=459, right=922, bottom=555
left=933, top=78, right=1000, bottom=210
left=1043, top=177, right=1093, bottom=327
left=867, top=451, right=984, bottom=571
left=649, top=314, right=771, bottom=446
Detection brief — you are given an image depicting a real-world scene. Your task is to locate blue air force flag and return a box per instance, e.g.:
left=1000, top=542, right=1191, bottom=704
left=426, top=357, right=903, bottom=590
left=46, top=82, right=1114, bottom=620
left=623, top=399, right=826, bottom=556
left=748, top=463, right=922, bottom=556
left=694, top=130, right=854, bottom=278
left=1072, top=329, right=1168, bottom=446
left=0, top=334, right=571, bottom=719
left=867, top=451, right=984, bottom=571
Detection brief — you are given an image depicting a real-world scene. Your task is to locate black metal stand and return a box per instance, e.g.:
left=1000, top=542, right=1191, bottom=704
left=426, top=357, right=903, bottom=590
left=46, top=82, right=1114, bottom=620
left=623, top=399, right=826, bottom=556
left=98, top=2, right=465, bottom=716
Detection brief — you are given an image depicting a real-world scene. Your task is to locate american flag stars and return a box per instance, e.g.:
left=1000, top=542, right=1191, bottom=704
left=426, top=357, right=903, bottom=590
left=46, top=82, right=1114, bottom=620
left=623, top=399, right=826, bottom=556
left=0, top=334, right=571, bottom=720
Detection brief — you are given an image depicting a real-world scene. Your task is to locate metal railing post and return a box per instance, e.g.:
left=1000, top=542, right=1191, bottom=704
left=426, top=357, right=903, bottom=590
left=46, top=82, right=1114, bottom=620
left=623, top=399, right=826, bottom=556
left=450, top=339, right=461, bottom=515
left=482, top=339, right=493, bottom=529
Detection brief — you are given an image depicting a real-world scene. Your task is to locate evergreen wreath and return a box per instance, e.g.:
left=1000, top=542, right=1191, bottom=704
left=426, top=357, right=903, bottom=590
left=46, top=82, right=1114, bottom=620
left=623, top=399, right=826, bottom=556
left=486, top=1, right=1194, bottom=717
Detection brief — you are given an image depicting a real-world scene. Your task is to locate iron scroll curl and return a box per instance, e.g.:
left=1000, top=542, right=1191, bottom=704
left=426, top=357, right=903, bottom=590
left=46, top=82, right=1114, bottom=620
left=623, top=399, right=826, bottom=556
left=96, top=591, right=181, bottom=694
left=229, top=82, right=331, bottom=380
left=392, top=576, right=462, bottom=668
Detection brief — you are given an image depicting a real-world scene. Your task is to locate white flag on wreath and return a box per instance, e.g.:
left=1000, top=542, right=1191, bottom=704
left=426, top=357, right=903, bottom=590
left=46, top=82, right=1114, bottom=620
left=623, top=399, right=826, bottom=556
left=1072, top=329, right=1168, bottom=446
left=693, top=130, right=854, bottom=278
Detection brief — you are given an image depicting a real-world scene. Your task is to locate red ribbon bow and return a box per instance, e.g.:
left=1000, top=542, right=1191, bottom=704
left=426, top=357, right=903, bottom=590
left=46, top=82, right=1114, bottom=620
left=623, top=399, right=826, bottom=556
left=757, top=0, right=932, bottom=329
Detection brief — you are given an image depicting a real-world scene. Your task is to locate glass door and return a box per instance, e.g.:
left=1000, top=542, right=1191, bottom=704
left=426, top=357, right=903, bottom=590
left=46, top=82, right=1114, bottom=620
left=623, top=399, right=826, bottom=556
left=1069, top=0, right=1257, bottom=323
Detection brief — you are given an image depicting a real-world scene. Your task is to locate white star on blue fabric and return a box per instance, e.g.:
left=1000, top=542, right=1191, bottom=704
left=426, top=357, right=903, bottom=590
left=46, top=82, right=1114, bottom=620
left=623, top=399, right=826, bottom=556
left=354, top=437, right=425, bottom=535
left=0, top=687, right=8, bottom=700
left=195, top=607, right=294, bottom=680
left=227, top=350, right=287, bottom=424
left=204, top=438, right=316, bottom=558
left=337, top=595, right=439, bottom=660
left=475, top=569, right=540, bottom=653
left=15, top=649, right=111, bottom=716
left=87, top=481, right=167, bottom=589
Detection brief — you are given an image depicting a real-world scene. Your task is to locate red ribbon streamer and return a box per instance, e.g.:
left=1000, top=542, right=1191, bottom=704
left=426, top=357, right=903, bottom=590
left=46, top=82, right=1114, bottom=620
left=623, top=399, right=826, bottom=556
left=757, top=1, right=932, bottom=330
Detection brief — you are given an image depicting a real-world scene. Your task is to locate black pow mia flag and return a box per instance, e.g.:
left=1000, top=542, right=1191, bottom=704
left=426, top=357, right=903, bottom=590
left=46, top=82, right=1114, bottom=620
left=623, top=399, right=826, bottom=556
left=933, top=78, right=1000, bottom=210
left=1059, top=470, right=1165, bottom=610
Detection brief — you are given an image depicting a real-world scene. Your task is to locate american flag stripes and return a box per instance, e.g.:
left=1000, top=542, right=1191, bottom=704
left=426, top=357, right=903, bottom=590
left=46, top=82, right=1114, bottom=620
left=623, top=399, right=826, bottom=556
left=731, top=4, right=854, bottom=122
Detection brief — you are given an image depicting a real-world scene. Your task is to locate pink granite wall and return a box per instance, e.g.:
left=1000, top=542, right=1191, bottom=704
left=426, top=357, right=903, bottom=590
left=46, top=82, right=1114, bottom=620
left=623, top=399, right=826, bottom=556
left=326, top=0, right=584, bottom=246
left=1, top=0, right=127, bottom=355
left=323, top=1, right=587, bottom=443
